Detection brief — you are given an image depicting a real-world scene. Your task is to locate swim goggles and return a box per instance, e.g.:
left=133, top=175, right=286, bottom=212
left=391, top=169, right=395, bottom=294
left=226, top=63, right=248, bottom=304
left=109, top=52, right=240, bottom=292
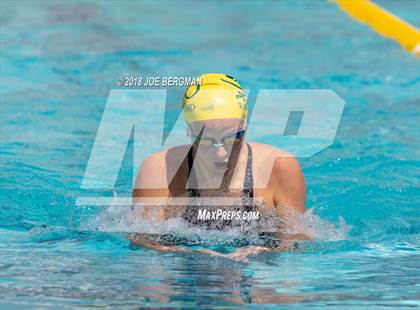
left=191, top=129, right=246, bottom=147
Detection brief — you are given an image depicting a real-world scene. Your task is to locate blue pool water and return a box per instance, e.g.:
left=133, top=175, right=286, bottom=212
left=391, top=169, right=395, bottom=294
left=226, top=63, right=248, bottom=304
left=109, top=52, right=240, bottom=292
left=1, top=1, right=419, bottom=308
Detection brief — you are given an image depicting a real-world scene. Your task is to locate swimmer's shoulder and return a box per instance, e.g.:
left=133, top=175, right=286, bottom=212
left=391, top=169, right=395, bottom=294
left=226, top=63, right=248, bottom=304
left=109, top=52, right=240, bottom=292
left=248, top=142, right=306, bottom=212
left=247, top=141, right=303, bottom=186
left=135, top=149, right=168, bottom=190
left=135, top=145, right=191, bottom=189
left=247, top=141, right=299, bottom=169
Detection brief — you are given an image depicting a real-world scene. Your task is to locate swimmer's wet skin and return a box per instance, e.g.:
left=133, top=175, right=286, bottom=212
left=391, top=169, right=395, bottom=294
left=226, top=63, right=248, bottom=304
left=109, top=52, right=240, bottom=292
left=132, top=73, right=309, bottom=260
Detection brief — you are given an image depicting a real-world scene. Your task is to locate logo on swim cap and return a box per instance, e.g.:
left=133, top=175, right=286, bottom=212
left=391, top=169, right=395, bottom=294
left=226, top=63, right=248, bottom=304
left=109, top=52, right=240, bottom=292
left=182, top=73, right=248, bottom=124
left=184, top=103, right=196, bottom=113
left=236, top=89, right=247, bottom=110
left=184, top=82, right=201, bottom=100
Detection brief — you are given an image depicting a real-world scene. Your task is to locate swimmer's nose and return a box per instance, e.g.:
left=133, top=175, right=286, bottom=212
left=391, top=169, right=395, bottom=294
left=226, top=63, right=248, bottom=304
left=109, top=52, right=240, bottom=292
left=215, top=146, right=228, bottom=160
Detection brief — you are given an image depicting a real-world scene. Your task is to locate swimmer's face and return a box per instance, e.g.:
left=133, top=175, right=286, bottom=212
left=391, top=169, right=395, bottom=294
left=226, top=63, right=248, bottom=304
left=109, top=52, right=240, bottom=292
left=188, top=118, right=245, bottom=168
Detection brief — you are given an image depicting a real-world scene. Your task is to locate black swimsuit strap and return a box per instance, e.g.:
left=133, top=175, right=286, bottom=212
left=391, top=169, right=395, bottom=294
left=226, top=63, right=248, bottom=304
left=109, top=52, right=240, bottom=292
left=243, top=143, right=254, bottom=198
left=187, top=147, right=200, bottom=197
left=186, top=143, right=254, bottom=198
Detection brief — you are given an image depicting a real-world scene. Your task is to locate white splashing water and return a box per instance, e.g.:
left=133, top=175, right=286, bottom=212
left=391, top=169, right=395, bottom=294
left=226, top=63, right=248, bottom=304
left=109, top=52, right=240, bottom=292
left=83, top=198, right=350, bottom=244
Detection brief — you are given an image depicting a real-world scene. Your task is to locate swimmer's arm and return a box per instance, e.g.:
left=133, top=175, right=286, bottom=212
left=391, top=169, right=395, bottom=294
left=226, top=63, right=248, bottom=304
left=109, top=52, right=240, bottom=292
left=270, top=157, right=312, bottom=240
left=131, top=155, right=193, bottom=253
left=224, top=235, right=310, bottom=261
left=130, top=234, right=298, bottom=260
left=130, top=234, right=241, bottom=258
left=132, top=152, right=171, bottom=221
left=272, top=156, right=306, bottom=214
left=129, top=234, right=193, bottom=253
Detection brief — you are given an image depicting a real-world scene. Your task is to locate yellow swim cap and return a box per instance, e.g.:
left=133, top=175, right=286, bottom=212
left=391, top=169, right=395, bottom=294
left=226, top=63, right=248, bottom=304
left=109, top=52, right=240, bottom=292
left=182, top=73, right=247, bottom=125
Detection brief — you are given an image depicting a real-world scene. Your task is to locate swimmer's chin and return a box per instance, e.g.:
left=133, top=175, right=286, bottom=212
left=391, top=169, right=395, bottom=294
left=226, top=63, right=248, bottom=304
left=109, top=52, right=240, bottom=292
left=214, top=162, right=227, bottom=169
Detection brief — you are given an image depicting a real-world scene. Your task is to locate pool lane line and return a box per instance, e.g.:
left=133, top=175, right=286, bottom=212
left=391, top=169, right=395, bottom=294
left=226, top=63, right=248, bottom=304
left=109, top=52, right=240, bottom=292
left=334, top=0, right=420, bottom=57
